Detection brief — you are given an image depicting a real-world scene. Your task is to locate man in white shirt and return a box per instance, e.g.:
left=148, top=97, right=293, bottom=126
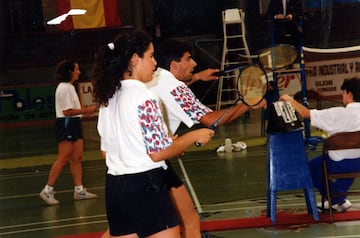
left=280, top=77, right=360, bottom=212
left=146, top=39, right=267, bottom=238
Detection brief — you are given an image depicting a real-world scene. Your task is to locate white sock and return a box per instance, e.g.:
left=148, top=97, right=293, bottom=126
left=44, top=185, right=54, bottom=193
left=75, top=185, right=84, bottom=192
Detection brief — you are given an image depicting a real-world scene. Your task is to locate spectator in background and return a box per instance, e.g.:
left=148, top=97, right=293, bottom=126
left=267, top=0, right=303, bottom=47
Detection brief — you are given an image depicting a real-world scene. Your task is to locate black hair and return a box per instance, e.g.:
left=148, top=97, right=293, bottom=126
left=55, top=59, right=76, bottom=82
left=92, top=31, right=153, bottom=106
left=340, top=77, right=360, bottom=102
left=156, top=39, right=193, bottom=70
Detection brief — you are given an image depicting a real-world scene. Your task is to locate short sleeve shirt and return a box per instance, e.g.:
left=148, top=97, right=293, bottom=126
left=310, top=102, right=360, bottom=161
left=55, top=82, right=81, bottom=118
left=97, top=80, right=171, bottom=175
left=146, top=68, right=212, bottom=135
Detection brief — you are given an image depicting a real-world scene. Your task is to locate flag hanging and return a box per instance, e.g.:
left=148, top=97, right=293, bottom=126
left=56, top=0, right=121, bottom=30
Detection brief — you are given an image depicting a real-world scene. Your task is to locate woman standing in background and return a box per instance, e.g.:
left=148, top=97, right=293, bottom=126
left=40, top=59, right=98, bottom=205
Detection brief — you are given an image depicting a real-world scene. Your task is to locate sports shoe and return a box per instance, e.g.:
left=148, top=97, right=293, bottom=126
left=333, top=199, right=352, bottom=212
left=74, top=188, right=98, bottom=200
left=216, top=141, right=248, bottom=152
left=317, top=199, right=352, bottom=212
left=40, top=189, right=60, bottom=205
left=233, top=141, right=247, bottom=151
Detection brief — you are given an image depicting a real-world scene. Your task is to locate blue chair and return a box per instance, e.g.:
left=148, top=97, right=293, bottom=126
left=267, top=129, right=319, bottom=223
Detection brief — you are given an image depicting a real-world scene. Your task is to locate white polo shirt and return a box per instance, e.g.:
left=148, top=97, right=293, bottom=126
left=55, top=82, right=81, bottom=118
left=146, top=68, right=212, bottom=135
left=310, top=102, right=360, bottom=161
left=97, top=80, right=171, bottom=175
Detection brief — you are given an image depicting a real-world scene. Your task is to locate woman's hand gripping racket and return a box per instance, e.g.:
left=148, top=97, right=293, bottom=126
left=195, top=65, right=268, bottom=147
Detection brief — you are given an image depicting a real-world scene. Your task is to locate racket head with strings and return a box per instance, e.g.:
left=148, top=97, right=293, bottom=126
left=236, top=64, right=268, bottom=106
left=258, top=44, right=298, bottom=70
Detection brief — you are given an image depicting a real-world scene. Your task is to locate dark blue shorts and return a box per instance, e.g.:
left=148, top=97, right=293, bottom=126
left=165, top=160, right=183, bottom=189
left=106, top=167, right=179, bottom=237
left=55, top=117, right=83, bottom=142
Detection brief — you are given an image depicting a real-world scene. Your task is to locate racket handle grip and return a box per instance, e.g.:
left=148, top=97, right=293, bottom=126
left=213, top=71, right=226, bottom=77
left=209, top=124, right=217, bottom=130
left=194, top=124, right=216, bottom=147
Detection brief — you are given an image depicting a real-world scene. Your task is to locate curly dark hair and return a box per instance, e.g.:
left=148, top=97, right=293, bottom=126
left=92, top=31, right=153, bottom=106
left=55, top=59, right=76, bottom=83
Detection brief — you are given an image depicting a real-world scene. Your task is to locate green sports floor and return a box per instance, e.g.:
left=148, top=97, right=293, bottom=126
left=2, top=105, right=360, bottom=238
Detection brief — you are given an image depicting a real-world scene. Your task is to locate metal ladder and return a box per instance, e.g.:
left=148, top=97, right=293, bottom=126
left=216, top=8, right=253, bottom=110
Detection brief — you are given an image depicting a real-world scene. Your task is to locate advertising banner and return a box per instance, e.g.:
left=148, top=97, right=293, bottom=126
left=0, top=85, right=56, bottom=125
left=305, top=57, right=360, bottom=97
left=0, top=82, right=97, bottom=126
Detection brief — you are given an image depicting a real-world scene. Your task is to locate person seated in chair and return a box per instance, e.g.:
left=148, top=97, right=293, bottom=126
left=280, top=77, right=360, bottom=212
left=267, top=0, right=303, bottom=47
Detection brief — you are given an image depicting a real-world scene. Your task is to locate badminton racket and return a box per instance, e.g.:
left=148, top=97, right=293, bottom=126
left=258, top=44, right=298, bottom=70
left=213, top=45, right=297, bottom=77
left=195, top=64, right=268, bottom=146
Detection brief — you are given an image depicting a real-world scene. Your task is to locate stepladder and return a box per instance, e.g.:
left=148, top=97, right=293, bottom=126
left=216, top=8, right=253, bottom=110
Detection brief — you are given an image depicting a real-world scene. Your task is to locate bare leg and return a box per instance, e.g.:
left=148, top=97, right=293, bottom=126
left=47, top=141, right=75, bottom=186
left=169, top=185, right=201, bottom=238
left=101, top=228, right=110, bottom=238
left=147, top=225, right=180, bottom=238
left=104, top=228, right=180, bottom=238
left=70, top=139, right=83, bottom=186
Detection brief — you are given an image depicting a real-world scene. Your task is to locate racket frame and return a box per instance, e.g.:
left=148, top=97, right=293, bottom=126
left=258, top=44, right=298, bottom=70
left=236, top=64, right=268, bottom=107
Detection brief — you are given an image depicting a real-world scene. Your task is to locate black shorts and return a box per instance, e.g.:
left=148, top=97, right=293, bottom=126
left=55, top=117, right=83, bottom=142
left=165, top=160, right=184, bottom=190
left=106, top=167, right=179, bottom=237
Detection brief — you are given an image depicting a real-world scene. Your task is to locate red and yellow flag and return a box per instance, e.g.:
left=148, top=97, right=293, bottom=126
left=56, top=0, right=121, bottom=30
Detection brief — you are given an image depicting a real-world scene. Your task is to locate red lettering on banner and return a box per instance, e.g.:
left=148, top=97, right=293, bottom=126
left=277, top=74, right=296, bottom=89
left=243, top=77, right=263, bottom=97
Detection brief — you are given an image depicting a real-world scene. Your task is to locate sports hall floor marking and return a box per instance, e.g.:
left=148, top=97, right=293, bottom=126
left=178, top=157, right=204, bottom=213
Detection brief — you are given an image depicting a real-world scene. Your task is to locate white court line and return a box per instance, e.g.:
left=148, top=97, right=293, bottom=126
left=0, top=214, right=106, bottom=229
left=178, top=157, right=203, bottom=213
left=0, top=220, right=107, bottom=235
left=0, top=186, right=105, bottom=200
left=0, top=165, right=105, bottom=181
left=0, top=214, right=107, bottom=235
left=317, top=236, right=360, bottom=238
left=201, top=202, right=313, bottom=214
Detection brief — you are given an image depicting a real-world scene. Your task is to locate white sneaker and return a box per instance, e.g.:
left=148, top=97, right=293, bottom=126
left=317, top=199, right=352, bottom=212
left=333, top=199, right=352, bottom=212
left=217, top=142, right=248, bottom=152
left=74, top=188, right=97, bottom=200
left=216, top=145, right=225, bottom=152
left=40, top=189, right=59, bottom=205
left=233, top=141, right=247, bottom=151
